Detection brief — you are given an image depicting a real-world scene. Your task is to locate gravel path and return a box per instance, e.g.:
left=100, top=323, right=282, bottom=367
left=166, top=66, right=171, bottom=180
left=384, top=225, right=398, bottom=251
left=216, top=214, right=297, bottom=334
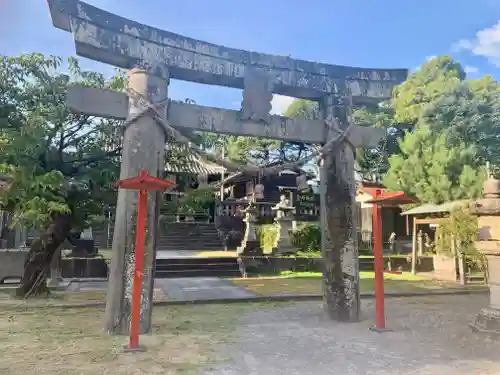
left=202, top=294, right=500, bottom=375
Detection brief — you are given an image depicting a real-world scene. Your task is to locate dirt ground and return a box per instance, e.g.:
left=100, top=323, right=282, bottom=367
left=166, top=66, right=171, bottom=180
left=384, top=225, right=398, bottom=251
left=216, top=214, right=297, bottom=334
left=1, top=292, right=498, bottom=374
left=203, top=294, right=500, bottom=375
left=0, top=302, right=264, bottom=375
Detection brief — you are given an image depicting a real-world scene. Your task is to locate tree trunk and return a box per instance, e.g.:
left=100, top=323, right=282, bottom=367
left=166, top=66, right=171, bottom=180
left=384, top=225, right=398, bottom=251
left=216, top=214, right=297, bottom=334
left=15, top=213, right=72, bottom=298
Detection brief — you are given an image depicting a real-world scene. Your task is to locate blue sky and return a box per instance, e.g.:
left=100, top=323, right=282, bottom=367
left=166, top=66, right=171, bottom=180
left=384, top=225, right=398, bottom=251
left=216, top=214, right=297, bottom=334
left=1, top=0, right=500, bottom=114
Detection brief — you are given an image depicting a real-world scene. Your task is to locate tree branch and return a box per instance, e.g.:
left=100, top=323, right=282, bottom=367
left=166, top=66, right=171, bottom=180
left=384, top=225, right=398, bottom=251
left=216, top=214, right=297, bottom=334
left=62, top=115, right=91, bottom=142
left=65, top=148, right=122, bottom=175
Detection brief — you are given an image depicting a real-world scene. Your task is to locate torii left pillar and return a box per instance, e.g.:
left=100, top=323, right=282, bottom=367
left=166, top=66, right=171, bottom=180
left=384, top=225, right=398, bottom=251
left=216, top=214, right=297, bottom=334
left=104, top=66, right=170, bottom=335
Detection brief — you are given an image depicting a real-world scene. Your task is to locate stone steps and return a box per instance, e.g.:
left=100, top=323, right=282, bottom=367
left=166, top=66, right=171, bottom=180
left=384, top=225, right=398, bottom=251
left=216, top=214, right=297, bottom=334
left=94, top=222, right=224, bottom=251
left=158, top=223, right=223, bottom=251
left=154, top=257, right=240, bottom=278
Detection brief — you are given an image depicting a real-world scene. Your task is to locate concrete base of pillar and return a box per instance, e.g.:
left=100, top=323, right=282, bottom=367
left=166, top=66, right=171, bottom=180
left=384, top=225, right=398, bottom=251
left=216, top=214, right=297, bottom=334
left=369, top=326, right=393, bottom=333
left=122, top=344, right=147, bottom=353
left=469, top=307, right=500, bottom=335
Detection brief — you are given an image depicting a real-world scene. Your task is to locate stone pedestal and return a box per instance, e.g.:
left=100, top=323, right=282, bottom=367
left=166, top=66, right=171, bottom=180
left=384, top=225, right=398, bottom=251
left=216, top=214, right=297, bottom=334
left=272, top=204, right=297, bottom=255
left=237, top=204, right=262, bottom=256
left=470, top=255, right=500, bottom=334
left=469, top=178, right=500, bottom=335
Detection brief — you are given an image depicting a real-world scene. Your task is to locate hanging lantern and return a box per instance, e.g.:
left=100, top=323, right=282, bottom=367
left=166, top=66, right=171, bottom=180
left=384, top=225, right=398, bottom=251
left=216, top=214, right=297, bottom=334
left=255, top=183, right=265, bottom=199
left=254, top=170, right=265, bottom=200
left=296, top=174, right=309, bottom=192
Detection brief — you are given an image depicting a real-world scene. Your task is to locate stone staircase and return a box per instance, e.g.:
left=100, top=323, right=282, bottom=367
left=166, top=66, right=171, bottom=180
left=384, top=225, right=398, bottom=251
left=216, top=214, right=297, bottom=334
left=154, top=257, right=241, bottom=278
left=92, top=222, right=224, bottom=252
left=157, top=222, right=224, bottom=251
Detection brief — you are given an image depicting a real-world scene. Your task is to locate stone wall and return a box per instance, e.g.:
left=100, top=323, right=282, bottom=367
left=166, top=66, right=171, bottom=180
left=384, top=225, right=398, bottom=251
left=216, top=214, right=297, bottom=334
left=0, top=249, right=29, bottom=283
left=240, top=255, right=436, bottom=276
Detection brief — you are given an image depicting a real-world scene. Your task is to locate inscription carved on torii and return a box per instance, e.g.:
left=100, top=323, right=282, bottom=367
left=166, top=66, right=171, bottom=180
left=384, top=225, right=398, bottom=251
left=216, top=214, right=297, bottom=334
left=47, top=0, right=407, bottom=334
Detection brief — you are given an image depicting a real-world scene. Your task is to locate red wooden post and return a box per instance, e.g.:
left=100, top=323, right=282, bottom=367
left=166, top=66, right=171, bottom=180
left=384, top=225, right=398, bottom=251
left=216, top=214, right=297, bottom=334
left=364, top=190, right=418, bottom=332
left=372, top=189, right=386, bottom=330
left=128, top=188, right=148, bottom=349
left=116, top=170, right=175, bottom=352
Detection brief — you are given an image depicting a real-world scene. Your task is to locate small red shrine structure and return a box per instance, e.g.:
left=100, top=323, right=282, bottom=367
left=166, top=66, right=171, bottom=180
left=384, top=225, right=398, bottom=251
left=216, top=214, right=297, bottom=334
left=365, top=190, right=418, bottom=331
left=116, top=170, right=176, bottom=351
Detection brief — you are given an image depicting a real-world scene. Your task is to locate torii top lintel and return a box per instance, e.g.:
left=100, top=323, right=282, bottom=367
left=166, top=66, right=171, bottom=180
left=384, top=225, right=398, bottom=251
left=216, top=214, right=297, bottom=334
left=47, top=0, right=407, bottom=102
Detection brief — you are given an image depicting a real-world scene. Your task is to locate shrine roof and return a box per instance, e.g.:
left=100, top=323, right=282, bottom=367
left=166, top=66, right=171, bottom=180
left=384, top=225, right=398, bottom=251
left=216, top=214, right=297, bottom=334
left=365, top=191, right=418, bottom=206
left=355, top=181, right=386, bottom=197
left=220, top=166, right=312, bottom=186
left=400, top=199, right=470, bottom=216
left=164, top=146, right=225, bottom=176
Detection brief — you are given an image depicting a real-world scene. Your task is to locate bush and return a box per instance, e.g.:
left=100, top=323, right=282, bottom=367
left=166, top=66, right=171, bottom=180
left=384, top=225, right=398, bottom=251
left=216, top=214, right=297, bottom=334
left=292, top=223, right=321, bottom=252
left=256, top=224, right=278, bottom=251
left=439, top=208, right=487, bottom=273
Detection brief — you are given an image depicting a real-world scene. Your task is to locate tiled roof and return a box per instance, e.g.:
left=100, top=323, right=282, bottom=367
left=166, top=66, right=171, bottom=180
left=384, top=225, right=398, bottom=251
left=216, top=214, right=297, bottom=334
left=164, top=146, right=225, bottom=176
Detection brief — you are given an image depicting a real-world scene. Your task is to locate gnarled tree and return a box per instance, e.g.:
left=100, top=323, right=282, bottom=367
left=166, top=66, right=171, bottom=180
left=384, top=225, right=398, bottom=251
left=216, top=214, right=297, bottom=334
left=0, top=53, right=123, bottom=297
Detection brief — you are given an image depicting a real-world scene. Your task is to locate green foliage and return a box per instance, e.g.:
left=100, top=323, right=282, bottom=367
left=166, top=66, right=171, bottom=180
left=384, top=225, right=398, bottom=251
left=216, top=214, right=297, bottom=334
left=382, top=55, right=500, bottom=203
left=177, top=186, right=215, bottom=215
left=283, top=99, right=319, bottom=120
left=351, top=104, right=407, bottom=180
left=437, top=209, right=487, bottom=273
left=393, top=56, right=465, bottom=124
left=383, top=126, right=485, bottom=204
left=256, top=224, right=279, bottom=251
left=291, top=223, right=321, bottom=252
left=422, top=75, right=500, bottom=175
left=0, top=53, right=123, bottom=229
left=224, top=99, right=317, bottom=166
left=439, top=208, right=477, bottom=255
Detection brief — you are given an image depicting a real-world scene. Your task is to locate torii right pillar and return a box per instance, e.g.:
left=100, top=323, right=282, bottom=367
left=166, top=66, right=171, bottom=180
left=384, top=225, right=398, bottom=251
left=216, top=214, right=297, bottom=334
left=320, top=94, right=361, bottom=322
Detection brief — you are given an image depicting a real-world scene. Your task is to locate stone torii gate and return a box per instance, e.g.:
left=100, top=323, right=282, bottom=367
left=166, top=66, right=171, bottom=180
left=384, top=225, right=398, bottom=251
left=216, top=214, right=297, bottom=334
left=47, top=0, right=407, bottom=334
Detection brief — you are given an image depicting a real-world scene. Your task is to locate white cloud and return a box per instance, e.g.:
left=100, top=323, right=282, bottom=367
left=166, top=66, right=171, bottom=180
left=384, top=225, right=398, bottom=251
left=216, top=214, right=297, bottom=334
left=464, top=65, right=479, bottom=74
left=452, top=21, right=500, bottom=67
left=451, top=39, right=474, bottom=53
left=271, top=95, right=295, bottom=115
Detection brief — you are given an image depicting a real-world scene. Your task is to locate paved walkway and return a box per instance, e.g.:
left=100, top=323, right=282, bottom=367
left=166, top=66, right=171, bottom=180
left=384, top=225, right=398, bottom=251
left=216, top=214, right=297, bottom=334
left=155, top=277, right=256, bottom=300
left=64, top=277, right=257, bottom=301
left=202, top=294, right=500, bottom=375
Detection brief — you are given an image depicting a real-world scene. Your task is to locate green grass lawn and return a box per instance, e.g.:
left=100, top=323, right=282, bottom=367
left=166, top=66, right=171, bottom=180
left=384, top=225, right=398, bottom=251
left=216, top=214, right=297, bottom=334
left=231, top=271, right=465, bottom=296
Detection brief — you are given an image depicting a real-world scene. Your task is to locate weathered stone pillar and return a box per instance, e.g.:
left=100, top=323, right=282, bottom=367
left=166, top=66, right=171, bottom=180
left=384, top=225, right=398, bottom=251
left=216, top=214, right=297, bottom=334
left=104, top=66, right=168, bottom=335
left=319, top=94, right=360, bottom=322
left=469, top=178, right=500, bottom=334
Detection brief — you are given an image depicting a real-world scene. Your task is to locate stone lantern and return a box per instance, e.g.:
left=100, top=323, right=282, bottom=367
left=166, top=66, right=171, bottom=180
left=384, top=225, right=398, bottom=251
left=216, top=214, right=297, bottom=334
left=254, top=183, right=265, bottom=200
left=469, top=177, right=500, bottom=334
left=236, top=202, right=262, bottom=256
left=271, top=195, right=298, bottom=255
